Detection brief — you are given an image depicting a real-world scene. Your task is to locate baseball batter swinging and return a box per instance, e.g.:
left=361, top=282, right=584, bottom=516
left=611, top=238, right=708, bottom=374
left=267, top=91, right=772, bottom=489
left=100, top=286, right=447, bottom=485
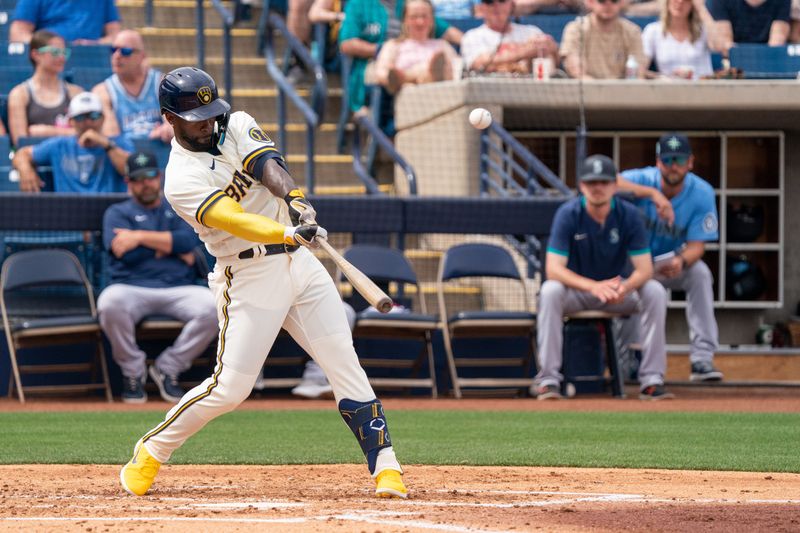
left=119, top=67, right=407, bottom=499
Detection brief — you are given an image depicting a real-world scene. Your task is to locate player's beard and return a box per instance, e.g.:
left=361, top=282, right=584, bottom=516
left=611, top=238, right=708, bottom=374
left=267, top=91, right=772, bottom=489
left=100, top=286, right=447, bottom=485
left=183, top=133, right=214, bottom=152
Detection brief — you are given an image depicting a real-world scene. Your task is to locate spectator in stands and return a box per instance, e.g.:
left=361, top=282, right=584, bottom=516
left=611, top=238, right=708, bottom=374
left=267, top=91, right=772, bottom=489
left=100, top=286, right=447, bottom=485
left=339, top=0, right=462, bottom=115
left=98, top=151, right=218, bottom=403
left=460, top=0, right=558, bottom=74
left=708, top=0, right=790, bottom=52
left=533, top=154, right=673, bottom=401
left=617, top=133, right=723, bottom=382
left=374, top=0, right=462, bottom=93
left=7, top=30, right=83, bottom=146
left=9, top=0, right=121, bottom=45
left=561, top=0, right=649, bottom=79
left=12, top=92, right=133, bottom=193
left=641, top=0, right=715, bottom=79
left=286, top=0, right=317, bottom=83
left=92, top=30, right=173, bottom=143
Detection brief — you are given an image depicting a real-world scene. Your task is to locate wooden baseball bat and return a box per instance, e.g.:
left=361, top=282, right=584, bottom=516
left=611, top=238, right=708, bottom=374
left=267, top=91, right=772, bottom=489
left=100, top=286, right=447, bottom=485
left=317, top=238, right=393, bottom=313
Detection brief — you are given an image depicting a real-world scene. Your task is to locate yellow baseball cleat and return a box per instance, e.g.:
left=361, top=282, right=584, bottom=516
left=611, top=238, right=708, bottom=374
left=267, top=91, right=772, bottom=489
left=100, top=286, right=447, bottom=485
left=120, top=440, right=161, bottom=496
left=375, top=469, right=408, bottom=499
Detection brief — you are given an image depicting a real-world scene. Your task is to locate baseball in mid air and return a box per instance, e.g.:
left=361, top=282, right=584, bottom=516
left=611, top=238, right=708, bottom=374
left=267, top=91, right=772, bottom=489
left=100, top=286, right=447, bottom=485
left=469, top=108, right=492, bottom=130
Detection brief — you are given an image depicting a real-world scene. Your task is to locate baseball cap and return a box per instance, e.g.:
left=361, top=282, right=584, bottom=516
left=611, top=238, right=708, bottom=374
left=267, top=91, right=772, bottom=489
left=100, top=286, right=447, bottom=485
left=67, top=92, right=103, bottom=119
left=126, top=151, right=160, bottom=180
left=656, top=132, right=691, bottom=158
left=578, top=154, right=617, bottom=182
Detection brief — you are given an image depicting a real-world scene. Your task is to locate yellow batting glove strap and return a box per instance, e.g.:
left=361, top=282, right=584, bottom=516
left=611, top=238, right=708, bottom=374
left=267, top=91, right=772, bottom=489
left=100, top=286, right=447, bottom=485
left=204, top=195, right=286, bottom=244
left=287, top=188, right=305, bottom=198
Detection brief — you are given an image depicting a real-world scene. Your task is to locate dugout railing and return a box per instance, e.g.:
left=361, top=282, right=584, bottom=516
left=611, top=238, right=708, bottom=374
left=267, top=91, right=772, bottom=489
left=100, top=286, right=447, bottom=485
left=258, top=0, right=327, bottom=192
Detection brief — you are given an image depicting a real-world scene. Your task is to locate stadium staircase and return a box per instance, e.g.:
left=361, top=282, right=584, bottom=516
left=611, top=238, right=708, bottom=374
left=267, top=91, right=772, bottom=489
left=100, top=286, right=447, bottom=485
left=118, top=0, right=377, bottom=196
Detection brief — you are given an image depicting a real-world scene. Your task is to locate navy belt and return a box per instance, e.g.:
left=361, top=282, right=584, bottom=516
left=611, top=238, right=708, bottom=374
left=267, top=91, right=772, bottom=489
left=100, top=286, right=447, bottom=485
left=238, top=243, right=298, bottom=259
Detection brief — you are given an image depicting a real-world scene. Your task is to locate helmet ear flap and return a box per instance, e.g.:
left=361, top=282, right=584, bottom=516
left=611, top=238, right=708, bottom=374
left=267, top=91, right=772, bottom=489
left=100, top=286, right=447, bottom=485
left=213, top=112, right=230, bottom=146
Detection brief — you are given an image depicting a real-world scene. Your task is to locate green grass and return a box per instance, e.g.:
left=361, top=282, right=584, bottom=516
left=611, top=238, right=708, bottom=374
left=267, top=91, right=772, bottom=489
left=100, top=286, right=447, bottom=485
left=1, top=410, right=798, bottom=472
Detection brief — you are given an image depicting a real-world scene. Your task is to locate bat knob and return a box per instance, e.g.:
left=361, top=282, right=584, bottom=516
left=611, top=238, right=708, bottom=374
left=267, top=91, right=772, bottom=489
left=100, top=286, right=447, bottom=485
left=377, top=298, right=394, bottom=314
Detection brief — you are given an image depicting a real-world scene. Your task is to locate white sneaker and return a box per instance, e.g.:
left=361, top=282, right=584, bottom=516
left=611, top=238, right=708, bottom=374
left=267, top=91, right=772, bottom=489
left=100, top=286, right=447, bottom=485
left=292, top=379, right=333, bottom=399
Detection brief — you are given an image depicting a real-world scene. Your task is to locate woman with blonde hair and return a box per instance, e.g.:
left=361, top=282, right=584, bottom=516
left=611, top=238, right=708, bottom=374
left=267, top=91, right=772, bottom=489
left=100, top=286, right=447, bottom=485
left=641, top=0, right=716, bottom=79
left=7, top=29, right=83, bottom=145
left=374, top=0, right=461, bottom=94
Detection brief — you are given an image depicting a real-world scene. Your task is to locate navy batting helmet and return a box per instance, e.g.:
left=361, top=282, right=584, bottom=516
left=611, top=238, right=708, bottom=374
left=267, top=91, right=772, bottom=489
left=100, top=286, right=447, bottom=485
left=159, top=67, right=230, bottom=121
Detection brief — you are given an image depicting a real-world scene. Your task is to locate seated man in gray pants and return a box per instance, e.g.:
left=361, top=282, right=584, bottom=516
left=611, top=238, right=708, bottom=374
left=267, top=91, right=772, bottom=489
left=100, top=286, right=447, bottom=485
left=98, top=151, right=219, bottom=403
left=618, top=132, right=722, bottom=382
left=533, top=154, right=673, bottom=401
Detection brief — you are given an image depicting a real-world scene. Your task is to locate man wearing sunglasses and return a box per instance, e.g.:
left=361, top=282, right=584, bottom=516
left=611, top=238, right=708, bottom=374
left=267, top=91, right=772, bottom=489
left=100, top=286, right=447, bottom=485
left=12, top=91, right=133, bottom=193
left=618, top=132, right=723, bottom=383
left=97, top=151, right=218, bottom=404
left=561, top=0, right=648, bottom=78
left=94, top=30, right=174, bottom=144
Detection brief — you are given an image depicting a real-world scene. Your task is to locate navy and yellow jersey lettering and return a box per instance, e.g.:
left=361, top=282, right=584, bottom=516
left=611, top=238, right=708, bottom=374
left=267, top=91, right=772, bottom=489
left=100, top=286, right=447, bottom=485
left=164, top=111, right=291, bottom=258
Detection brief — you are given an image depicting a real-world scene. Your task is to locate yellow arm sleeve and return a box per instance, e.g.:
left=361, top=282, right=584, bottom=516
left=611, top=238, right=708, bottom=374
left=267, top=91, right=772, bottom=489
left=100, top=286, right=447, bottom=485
left=202, top=195, right=289, bottom=245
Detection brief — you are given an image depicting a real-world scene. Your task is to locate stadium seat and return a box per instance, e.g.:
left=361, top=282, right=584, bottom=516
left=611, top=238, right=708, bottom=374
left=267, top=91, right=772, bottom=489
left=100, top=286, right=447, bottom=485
left=1, top=248, right=113, bottom=402
left=64, top=44, right=112, bottom=71
left=131, top=138, right=172, bottom=171
left=729, top=44, right=800, bottom=79
left=0, top=40, right=28, bottom=69
left=65, top=68, right=112, bottom=91
left=1, top=65, right=33, bottom=94
left=519, top=14, right=576, bottom=43
left=436, top=242, right=536, bottom=398
left=342, top=244, right=439, bottom=397
left=442, top=17, right=482, bottom=35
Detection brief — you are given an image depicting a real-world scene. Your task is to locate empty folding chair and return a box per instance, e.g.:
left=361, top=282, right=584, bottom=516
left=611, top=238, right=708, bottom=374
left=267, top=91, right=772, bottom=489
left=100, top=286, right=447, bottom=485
left=437, top=242, right=536, bottom=398
left=1, top=248, right=112, bottom=402
left=343, top=244, right=439, bottom=397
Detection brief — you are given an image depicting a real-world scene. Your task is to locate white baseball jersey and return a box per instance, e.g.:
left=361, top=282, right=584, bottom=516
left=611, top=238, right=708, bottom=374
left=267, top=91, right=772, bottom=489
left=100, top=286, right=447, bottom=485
left=164, top=111, right=290, bottom=258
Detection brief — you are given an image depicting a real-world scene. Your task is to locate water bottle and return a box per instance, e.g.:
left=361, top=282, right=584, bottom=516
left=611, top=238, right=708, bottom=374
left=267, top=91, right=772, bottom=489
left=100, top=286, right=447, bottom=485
left=625, top=54, right=638, bottom=80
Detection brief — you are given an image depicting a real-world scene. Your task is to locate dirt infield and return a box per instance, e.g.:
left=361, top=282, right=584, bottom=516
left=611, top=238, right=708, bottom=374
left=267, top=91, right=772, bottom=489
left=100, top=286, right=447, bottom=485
left=1, top=387, right=799, bottom=532
left=1, top=464, right=799, bottom=532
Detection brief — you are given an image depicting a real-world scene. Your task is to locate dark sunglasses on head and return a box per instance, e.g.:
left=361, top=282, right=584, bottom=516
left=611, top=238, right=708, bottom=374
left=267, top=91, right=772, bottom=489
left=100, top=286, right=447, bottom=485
left=482, top=0, right=509, bottom=4
left=36, top=45, right=71, bottom=59
left=73, top=111, right=103, bottom=122
left=597, top=0, right=620, bottom=4
left=111, top=46, right=139, bottom=57
left=660, top=155, right=689, bottom=166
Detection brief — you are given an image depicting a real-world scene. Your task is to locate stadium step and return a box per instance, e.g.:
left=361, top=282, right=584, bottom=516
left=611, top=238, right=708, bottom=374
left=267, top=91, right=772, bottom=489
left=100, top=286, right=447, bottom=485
left=139, top=27, right=262, bottom=57
left=118, top=0, right=262, bottom=30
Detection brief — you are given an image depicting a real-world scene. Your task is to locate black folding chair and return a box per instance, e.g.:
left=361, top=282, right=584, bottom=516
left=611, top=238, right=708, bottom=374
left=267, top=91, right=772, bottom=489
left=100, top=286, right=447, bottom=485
left=1, top=249, right=112, bottom=402
left=343, top=244, right=439, bottom=397
left=437, top=242, right=536, bottom=398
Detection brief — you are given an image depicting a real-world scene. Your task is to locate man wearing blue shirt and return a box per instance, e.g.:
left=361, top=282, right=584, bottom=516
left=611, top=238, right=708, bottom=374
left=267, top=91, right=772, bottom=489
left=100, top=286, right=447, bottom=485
left=97, top=152, right=218, bottom=404
left=619, top=132, right=723, bottom=382
left=10, top=0, right=121, bottom=44
left=535, top=155, right=672, bottom=401
left=12, top=92, right=133, bottom=193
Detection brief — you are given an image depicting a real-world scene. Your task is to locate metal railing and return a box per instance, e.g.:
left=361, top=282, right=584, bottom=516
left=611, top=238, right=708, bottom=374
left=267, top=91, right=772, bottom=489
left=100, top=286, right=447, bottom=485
left=196, top=0, right=235, bottom=106
left=479, top=120, right=571, bottom=197
left=259, top=0, right=326, bottom=192
left=477, top=120, right=572, bottom=275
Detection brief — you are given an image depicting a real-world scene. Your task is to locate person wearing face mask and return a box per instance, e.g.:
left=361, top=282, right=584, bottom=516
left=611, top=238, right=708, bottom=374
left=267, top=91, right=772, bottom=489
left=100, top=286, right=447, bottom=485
left=12, top=91, right=133, bottom=193
left=97, top=151, right=218, bottom=404
left=617, top=132, right=723, bottom=383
